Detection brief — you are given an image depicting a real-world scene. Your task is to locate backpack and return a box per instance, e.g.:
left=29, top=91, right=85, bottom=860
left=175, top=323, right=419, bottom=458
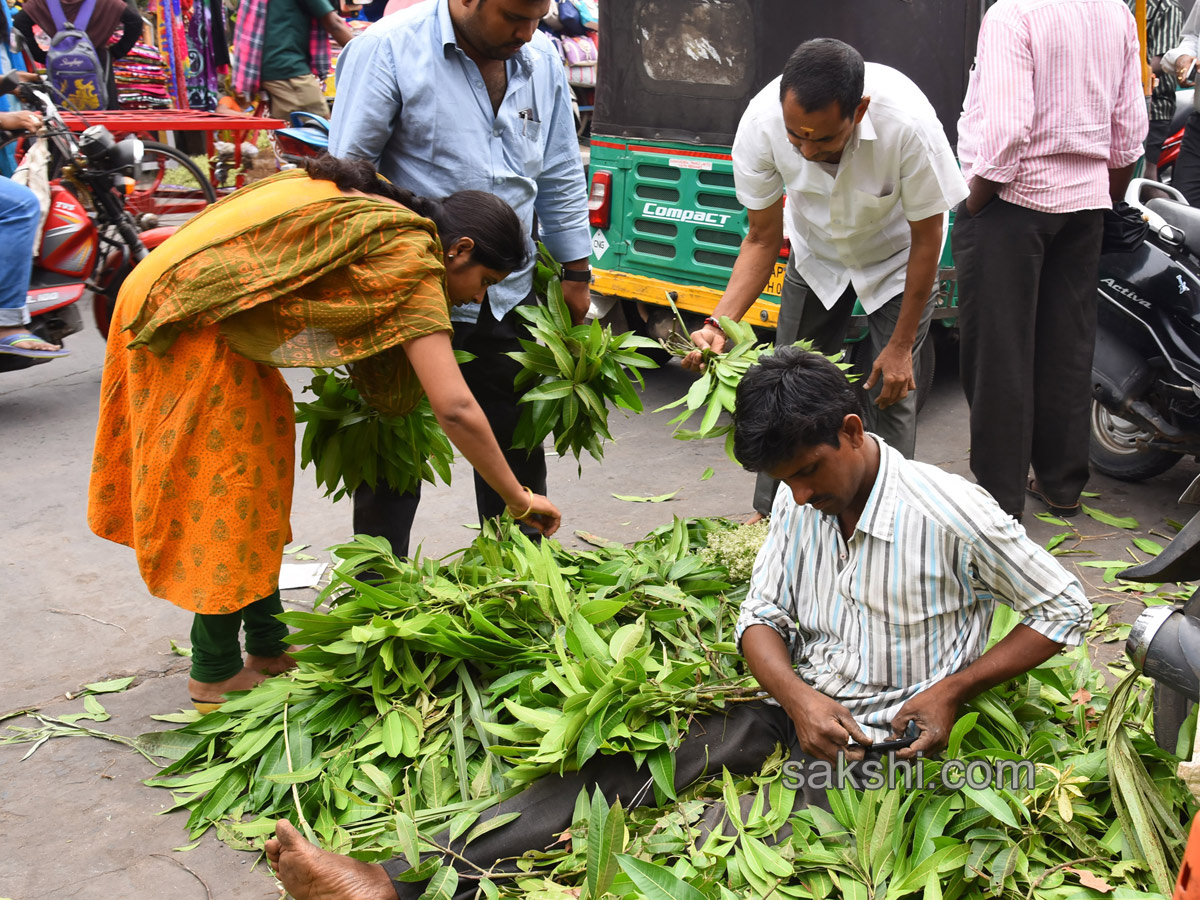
left=556, top=0, right=586, bottom=36
left=45, top=0, right=106, bottom=110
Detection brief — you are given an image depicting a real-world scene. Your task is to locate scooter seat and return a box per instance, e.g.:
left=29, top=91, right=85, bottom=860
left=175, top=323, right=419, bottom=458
left=288, top=111, right=330, bottom=134
left=1147, top=197, right=1200, bottom=257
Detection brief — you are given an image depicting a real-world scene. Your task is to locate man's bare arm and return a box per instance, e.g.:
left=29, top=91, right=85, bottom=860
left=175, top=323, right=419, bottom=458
left=890, top=624, right=1063, bottom=759
left=683, top=199, right=784, bottom=370
left=321, top=10, right=354, bottom=46
left=741, top=623, right=871, bottom=763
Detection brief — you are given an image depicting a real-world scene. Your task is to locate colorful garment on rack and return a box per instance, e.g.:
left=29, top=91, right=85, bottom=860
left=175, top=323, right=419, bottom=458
left=232, top=0, right=330, bottom=97
left=185, top=0, right=219, bottom=110
left=149, top=0, right=190, bottom=108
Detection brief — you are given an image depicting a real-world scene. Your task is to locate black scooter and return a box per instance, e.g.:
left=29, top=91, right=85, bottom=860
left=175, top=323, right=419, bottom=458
left=1091, top=179, right=1200, bottom=481
left=1125, top=473, right=1200, bottom=753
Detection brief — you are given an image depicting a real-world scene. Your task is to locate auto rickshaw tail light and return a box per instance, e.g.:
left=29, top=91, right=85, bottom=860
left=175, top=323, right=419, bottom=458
left=588, top=171, right=612, bottom=228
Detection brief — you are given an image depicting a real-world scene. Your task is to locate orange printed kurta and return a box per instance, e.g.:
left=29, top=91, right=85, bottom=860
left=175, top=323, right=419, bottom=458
left=88, top=172, right=453, bottom=613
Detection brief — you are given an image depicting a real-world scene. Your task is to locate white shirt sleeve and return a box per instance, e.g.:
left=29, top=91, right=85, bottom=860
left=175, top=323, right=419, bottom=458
left=732, top=103, right=787, bottom=211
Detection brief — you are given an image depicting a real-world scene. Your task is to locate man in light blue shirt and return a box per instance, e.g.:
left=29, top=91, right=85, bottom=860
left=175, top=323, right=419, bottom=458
left=329, top=0, right=592, bottom=552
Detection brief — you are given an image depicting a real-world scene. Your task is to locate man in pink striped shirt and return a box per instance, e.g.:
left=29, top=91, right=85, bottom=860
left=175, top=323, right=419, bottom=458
left=954, top=0, right=1147, bottom=521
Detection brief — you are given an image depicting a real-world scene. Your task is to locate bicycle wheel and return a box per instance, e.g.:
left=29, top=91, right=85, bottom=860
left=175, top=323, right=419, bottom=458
left=125, top=141, right=217, bottom=226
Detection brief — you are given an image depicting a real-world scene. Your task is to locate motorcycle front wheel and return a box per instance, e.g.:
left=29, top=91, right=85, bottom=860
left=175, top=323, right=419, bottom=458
left=1089, top=399, right=1180, bottom=481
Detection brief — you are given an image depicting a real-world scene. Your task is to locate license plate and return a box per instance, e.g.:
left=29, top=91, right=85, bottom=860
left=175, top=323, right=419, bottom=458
left=764, top=261, right=787, bottom=296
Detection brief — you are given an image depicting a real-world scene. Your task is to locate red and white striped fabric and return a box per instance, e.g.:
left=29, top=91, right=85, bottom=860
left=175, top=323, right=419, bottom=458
left=957, top=0, right=1148, bottom=214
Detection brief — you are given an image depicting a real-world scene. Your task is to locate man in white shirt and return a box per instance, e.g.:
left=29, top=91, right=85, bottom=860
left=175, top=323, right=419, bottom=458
left=685, top=39, right=967, bottom=518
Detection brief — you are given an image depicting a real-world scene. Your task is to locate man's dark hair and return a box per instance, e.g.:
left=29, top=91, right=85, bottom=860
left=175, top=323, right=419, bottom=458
left=305, top=155, right=529, bottom=273
left=732, top=346, right=862, bottom=472
left=778, top=38, right=865, bottom=118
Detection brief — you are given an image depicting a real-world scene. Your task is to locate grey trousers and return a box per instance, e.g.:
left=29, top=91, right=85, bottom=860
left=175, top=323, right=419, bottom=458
left=383, top=703, right=831, bottom=900
left=952, top=198, right=1103, bottom=517
left=752, top=261, right=935, bottom=515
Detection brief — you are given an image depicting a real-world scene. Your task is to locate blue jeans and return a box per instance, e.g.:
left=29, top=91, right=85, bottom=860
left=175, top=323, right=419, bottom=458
left=0, top=176, right=39, bottom=327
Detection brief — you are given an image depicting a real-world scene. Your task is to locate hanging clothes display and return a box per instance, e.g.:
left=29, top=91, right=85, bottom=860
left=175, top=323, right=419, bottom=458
left=149, top=0, right=191, bottom=109
left=185, top=0, right=229, bottom=111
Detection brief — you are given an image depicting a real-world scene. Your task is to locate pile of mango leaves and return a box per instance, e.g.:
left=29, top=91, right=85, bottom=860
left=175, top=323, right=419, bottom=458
left=140, top=521, right=1196, bottom=900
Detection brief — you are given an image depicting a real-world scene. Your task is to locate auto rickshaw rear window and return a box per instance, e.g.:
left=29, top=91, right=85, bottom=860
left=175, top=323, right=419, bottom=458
left=635, top=0, right=754, bottom=88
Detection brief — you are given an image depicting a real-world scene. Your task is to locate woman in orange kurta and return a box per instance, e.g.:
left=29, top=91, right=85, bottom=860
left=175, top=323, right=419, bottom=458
left=88, top=158, right=561, bottom=708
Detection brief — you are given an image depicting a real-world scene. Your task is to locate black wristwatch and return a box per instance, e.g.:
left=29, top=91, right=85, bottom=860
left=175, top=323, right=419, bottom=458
left=561, top=267, right=592, bottom=283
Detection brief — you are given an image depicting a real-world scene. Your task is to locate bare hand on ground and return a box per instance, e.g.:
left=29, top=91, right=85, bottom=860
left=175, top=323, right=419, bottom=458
left=864, top=343, right=915, bottom=409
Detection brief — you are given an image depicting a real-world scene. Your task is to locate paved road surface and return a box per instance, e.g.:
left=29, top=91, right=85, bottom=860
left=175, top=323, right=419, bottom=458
left=0, top=303, right=1192, bottom=898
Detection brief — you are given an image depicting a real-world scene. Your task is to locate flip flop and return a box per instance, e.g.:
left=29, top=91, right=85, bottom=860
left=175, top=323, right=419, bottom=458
left=1025, top=478, right=1080, bottom=518
left=191, top=698, right=224, bottom=714
left=0, top=333, right=70, bottom=358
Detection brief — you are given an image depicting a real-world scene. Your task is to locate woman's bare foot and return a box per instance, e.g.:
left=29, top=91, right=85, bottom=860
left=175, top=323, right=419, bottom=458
left=245, top=650, right=298, bottom=676
left=266, top=820, right=396, bottom=900
left=745, top=512, right=767, bottom=526
left=187, top=666, right=269, bottom=704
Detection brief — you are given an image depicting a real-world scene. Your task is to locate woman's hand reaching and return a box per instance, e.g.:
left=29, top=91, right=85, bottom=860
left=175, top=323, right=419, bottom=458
left=508, top=490, right=561, bottom=537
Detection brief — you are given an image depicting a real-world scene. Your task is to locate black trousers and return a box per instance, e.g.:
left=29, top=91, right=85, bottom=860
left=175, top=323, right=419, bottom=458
left=382, top=703, right=833, bottom=900
left=952, top=197, right=1103, bottom=517
left=1172, top=112, right=1200, bottom=206
left=351, top=293, right=547, bottom=558
left=1146, top=116, right=1173, bottom=177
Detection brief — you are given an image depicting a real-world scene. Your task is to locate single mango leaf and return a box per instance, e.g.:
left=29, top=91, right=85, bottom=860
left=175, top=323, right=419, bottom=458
left=1045, top=532, right=1072, bottom=551
left=700, top=467, right=715, bottom=481
left=1081, top=505, right=1139, bottom=529
left=612, top=492, right=678, bottom=503
left=1067, top=868, right=1114, bottom=893
left=1034, top=513, right=1070, bottom=527
left=1133, top=537, right=1164, bottom=556
left=83, top=677, right=135, bottom=694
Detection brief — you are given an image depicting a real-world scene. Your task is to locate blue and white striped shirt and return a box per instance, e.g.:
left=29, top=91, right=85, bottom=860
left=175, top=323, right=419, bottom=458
left=735, top=437, right=1091, bottom=740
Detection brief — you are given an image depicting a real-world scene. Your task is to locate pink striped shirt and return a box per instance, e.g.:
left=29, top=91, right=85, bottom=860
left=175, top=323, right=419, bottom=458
left=957, top=0, right=1148, bottom=214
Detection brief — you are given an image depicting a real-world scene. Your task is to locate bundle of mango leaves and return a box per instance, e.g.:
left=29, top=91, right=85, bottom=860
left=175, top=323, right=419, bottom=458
left=658, top=311, right=856, bottom=460
left=294, top=369, right=454, bottom=500
left=508, top=247, right=662, bottom=465
left=139, top=521, right=1196, bottom=900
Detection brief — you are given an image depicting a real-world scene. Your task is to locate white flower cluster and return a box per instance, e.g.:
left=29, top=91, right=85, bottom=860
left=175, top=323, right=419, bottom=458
left=700, top=519, right=770, bottom=584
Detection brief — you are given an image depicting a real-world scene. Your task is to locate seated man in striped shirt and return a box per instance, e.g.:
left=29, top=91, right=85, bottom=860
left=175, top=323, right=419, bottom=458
left=732, top=347, right=1092, bottom=763
left=264, top=348, right=1092, bottom=900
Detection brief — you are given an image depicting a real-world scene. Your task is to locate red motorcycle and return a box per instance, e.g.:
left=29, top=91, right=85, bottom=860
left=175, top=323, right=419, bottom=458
left=0, top=73, right=214, bottom=370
